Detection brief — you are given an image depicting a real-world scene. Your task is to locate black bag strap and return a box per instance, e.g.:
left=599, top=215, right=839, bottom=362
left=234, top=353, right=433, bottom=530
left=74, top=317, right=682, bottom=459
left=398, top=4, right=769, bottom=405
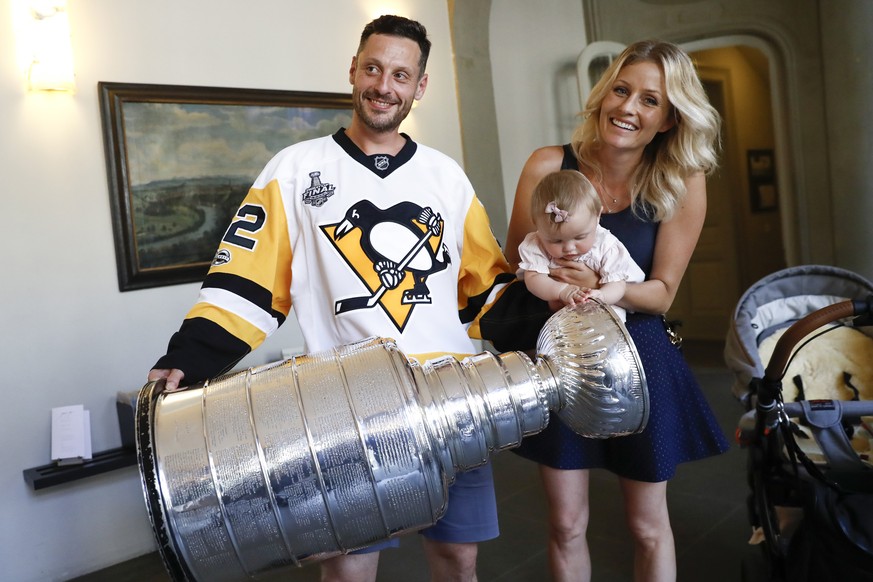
left=778, top=406, right=845, bottom=494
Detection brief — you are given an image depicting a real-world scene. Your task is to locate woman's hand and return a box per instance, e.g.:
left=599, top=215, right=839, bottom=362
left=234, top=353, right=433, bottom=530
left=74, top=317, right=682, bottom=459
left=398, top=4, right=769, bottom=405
left=550, top=259, right=600, bottom=289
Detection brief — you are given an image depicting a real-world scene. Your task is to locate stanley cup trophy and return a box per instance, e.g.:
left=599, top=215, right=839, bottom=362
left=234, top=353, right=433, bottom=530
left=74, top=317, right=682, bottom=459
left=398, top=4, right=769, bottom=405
left=135, top=301, right=648, bottom=581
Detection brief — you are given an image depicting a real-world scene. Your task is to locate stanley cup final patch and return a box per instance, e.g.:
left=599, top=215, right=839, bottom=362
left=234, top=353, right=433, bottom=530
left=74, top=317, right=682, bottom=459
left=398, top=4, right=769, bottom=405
left=302, top=171, right=336, bottom=207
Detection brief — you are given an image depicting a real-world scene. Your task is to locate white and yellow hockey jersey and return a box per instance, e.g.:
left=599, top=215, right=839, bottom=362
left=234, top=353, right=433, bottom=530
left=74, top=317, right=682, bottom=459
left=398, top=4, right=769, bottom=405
left=155, top=130, right=550, bottom=383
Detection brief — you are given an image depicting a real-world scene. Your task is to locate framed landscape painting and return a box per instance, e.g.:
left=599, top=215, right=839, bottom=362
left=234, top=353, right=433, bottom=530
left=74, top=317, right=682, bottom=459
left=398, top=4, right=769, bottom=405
left=99, top=82, right=352, bottom=291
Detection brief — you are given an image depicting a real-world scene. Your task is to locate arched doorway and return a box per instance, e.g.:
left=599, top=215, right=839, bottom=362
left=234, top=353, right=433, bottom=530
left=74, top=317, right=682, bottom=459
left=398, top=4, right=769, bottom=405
left=675, top=41, right=788, bottom=340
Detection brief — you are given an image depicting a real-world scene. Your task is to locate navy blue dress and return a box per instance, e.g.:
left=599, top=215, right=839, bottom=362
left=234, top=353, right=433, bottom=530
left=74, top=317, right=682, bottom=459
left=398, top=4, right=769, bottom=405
left=513, top=145, right=730, bottom=482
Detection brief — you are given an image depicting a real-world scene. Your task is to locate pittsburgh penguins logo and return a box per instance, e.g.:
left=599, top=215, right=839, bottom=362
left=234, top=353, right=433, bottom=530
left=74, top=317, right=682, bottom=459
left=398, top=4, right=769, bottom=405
left=321, top=200, right=451, bottom=332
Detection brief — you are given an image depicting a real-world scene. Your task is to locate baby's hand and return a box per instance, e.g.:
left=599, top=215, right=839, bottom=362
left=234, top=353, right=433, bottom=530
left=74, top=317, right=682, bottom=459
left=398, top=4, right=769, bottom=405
left=580, top=288, right=603, bottom=302
left=559, top=284, right=585, bottom=307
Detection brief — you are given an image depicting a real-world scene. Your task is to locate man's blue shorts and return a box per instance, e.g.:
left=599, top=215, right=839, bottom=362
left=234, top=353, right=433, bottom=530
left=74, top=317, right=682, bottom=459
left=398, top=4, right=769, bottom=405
left=353, top=463, right=499, bottom=553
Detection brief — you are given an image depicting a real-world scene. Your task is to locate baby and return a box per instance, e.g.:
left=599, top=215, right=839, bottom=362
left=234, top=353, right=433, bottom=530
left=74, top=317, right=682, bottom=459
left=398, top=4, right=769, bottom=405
left=518, top=170, right=644, bottom=321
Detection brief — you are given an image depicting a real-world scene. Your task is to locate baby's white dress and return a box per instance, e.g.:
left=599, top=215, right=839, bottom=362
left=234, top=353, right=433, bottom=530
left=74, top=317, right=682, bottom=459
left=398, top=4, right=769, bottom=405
left=517, top=225, right=644, bottom=321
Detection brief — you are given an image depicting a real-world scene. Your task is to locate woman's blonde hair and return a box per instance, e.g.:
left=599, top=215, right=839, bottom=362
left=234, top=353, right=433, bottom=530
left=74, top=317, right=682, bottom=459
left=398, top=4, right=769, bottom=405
left=530, top=170, right=601, bottom=231
left=572, top=39, right=721, bottom=221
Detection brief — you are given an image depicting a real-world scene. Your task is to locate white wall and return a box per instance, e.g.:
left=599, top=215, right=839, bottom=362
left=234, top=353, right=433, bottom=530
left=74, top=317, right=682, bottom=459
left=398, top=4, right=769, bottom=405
left=0, top=1, right=461, bottom=580
left=489, top=0, right=587, bottom=224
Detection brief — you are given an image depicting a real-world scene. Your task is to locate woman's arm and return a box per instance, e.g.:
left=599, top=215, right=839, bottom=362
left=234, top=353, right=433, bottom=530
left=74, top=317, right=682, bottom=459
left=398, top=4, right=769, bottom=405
left=505, top=145, right=567, bottom=268
left=618, top=172, right=707, bottom=314
left=584, top=280, right=626, bottom=305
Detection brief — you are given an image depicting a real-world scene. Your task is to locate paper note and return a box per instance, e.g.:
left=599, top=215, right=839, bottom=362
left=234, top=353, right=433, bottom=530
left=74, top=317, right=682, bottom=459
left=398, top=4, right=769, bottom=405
left=83, top=410, right=92, bottom=460
left=51, top=405, right=93, bottom=462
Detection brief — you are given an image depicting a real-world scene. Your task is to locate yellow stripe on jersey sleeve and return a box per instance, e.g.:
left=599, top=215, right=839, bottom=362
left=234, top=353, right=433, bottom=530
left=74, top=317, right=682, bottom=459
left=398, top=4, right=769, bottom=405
left=457, top=196, right=512, bottom=321
left=208, top=179, right=293, bottom=318
left=186, top=301, right=268, bottom=351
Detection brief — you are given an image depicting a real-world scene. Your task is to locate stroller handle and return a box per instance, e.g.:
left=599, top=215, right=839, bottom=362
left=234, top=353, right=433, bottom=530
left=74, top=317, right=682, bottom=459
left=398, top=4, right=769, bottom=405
left=763, top=297, right=872, bottom=383
left=781, top=400, right=873, bottom=419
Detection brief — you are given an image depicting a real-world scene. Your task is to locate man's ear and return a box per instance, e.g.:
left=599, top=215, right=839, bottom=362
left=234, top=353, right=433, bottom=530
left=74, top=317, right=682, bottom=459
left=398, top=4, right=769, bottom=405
left=414, top=73, right=428, bottom=101
left=349, top=56, right=358, bottom=85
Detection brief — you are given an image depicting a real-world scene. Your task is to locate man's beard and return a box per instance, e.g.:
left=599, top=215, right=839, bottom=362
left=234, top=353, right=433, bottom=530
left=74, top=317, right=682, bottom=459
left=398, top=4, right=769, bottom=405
left=353, top=88, right=413, bottom=133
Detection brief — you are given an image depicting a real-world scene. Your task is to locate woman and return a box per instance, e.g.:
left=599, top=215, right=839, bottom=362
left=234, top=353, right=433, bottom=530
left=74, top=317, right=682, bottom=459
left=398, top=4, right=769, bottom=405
left=506, top=40, right=730, bottom=582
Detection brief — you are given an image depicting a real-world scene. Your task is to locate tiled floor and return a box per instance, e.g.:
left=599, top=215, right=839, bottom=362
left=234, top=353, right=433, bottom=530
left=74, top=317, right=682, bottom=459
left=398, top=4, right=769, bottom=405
left=73, top=341, right=763, bottom=581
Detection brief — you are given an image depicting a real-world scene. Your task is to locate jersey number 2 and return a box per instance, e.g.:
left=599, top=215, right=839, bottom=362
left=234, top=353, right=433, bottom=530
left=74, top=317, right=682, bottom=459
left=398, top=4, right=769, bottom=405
left=223, top=204, right=266, bottom=250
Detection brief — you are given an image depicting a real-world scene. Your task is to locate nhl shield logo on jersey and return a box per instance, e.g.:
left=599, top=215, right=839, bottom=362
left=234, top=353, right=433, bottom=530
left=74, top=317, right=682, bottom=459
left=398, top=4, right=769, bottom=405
left=302, top=171, right=336, bottom=207
left=321, top=200, right=451, bottom=332
left=374, top=156, right=390, bottom=171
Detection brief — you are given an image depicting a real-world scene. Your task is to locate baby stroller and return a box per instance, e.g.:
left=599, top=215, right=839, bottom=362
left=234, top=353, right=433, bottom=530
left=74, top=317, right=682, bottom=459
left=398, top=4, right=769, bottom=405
left=725, top=265, right=873, bottom=581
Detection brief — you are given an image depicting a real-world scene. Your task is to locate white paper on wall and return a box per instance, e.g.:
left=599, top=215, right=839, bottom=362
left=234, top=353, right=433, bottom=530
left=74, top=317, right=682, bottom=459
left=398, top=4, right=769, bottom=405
left=51, top=405, right=93, bottom=464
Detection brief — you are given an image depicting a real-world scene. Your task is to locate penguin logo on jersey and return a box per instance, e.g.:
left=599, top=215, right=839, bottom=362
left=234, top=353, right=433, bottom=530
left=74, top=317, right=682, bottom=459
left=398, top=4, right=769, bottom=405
left=321, top=200, right=451, bottom=332
left=302, top=171, right=336, bottom=207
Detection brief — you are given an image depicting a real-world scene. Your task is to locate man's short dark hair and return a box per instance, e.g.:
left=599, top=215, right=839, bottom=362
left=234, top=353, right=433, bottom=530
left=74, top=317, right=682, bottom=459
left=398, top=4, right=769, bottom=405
left=358, top=15, right=431, bottom=76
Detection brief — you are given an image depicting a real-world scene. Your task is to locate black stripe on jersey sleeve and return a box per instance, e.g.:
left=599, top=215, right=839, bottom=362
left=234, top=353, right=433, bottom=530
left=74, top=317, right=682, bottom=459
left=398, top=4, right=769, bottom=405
left=153, top=317, right=251, bottom=385
left=478, top=279, right=553, bottom=352
left=459, top=272, right=517, bottom=324
left=201, top=272, right=287, bottom=326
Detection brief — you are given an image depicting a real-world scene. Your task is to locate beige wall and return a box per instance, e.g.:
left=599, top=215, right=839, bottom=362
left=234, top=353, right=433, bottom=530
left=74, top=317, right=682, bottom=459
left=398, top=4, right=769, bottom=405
left=488, top=0, right=588, bottom=241
left=820, top=0, right=873, bottom=279
left=0, top=2, right=461, bottom=580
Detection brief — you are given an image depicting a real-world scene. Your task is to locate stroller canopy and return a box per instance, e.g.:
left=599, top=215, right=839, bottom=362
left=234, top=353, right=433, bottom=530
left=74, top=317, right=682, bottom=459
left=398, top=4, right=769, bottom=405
left=724, top=264, right=873, bottom=403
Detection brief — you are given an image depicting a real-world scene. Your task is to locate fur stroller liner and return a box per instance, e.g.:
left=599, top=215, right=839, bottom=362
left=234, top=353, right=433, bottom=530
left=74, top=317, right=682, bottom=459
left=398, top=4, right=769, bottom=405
left=725, top=265, right=873, bottom=581
left=725, top=264, right=873, bottom=406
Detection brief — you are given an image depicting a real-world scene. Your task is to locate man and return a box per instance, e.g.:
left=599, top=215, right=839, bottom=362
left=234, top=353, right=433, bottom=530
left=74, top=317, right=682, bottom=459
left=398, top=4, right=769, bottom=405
left=148, top=14, right=548, bottom=582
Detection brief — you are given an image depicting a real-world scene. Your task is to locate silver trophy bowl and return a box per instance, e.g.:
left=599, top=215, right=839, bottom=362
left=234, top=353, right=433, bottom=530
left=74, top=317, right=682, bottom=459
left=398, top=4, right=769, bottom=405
left=136, top=301, right=647, bottom=581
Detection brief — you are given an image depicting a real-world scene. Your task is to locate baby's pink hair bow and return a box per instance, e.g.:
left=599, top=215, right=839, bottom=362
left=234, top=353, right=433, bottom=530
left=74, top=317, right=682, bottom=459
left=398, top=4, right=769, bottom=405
left=545, top=201, right=569, bottom=223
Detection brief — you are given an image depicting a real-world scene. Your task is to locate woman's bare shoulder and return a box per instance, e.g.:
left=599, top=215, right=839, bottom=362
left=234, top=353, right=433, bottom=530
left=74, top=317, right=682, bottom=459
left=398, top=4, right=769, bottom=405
left=520, top=145, right=568, bottom=181
left=526, top=144, right=567, bottom=167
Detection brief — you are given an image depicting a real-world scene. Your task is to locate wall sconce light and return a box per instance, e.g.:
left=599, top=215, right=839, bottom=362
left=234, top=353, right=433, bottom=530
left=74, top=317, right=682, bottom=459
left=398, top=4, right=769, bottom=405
left=21, top=0, right=76, bottom=92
